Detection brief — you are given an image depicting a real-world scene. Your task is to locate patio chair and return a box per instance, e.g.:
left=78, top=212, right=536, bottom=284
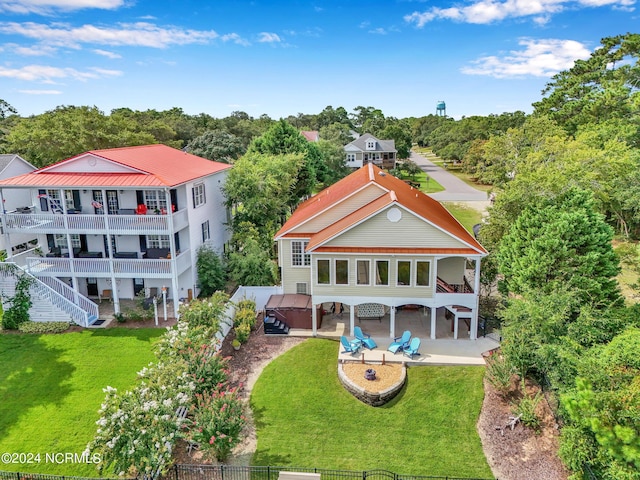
left=402, top=337, right=421, bottom=358
left=354, top=326, right=377, bottom=350
left=340, top=335, right=362, bottom=355
left=387, top=330, right=411, bottom=354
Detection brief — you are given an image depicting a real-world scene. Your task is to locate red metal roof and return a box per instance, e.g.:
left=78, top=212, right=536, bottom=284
left=0, top=144, right=231, bottom=188
left=276, top=163, right=487, bottom=255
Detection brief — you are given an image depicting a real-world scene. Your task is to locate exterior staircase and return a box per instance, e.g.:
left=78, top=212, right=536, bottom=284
left=0, top=262, right=99, bottom=327
left=263, top=315, right=290, bottom=335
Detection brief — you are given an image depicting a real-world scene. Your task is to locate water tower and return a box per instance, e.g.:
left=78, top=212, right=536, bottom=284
left=436, top=101, right=446, bottom=117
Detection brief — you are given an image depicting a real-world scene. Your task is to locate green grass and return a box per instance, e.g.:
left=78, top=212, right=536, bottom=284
left=0, top=328, right=163, bottom=477
left=396, top=171, right=445, bottom=194
left=442, top=202, right=483, bottom=233
left=251, top=339, right=492, bottom=478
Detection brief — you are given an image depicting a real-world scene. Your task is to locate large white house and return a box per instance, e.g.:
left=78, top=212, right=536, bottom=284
left=0, top=144, right=231, bottom=321
left=274, top=163, right=487, bottom=339
left=0, top=154, right=37, bottom=258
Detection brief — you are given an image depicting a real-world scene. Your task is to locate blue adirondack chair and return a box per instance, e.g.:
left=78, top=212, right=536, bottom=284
left=403, top=337, right=421, bottom=358
left=340, top=335, right=362, bottom=354
left=387, top=330, right=411, bottom=353
left=354, top=326, right=377, bottom=350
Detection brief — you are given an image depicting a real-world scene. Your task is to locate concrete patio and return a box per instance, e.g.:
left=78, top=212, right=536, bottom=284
left=290, top=303, right=500, bottom=366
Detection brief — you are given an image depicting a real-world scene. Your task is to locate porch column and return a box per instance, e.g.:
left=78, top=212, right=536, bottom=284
left=389, top=306, right=396, bottom=338
left=0, top=188, right=13, bottom=261
left=165, top=188, right=180, bottom=318
left=470, top=257, right=482, bottom=340
left=311, top=303, right=317, bottom=337
left=430, top=306, right=437, bottom=339
left=349, top=306, right=355, bottom=337
left=102, top=189, right=120, bottom=314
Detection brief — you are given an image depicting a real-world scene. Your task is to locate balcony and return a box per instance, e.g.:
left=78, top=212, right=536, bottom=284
left=2, top=208, right=188, bottom=235
left=25, top=249, right=192, bottom=279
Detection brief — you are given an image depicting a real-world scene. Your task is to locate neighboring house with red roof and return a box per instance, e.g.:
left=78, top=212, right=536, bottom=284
left=0, top=144, right=232, bottom=322
left=301, top=130, right=319, bottom=142
left=344, top=133, right=397, bottom=170
left=274, top=163, right=487, bottom=339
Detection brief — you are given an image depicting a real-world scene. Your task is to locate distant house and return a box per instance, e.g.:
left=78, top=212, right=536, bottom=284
left=274, top=163, right=487, bottom=339
left=301, top=130, right=319, bottom=142
left=0, top=154, right=37, bottom=258
left=0, top=144, right=232, bottom=321
left=344, top=133, right=397, bottom=170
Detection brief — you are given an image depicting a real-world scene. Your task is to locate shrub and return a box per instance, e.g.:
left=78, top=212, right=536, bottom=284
left=485, top=354, right=515, bottom=396
left=89, top=361, right=194, bottom=477
left=183, top=344, right=230, bottom=395
left=511, top=385, right=543, bottom=432
left=185, top=389, right=246, bottom=461
left=2, top=275, right=33, bottom=330
left=233, top=307, right=256, bottom=328
left=18, top=321, right=70, bottom=334
left=235, top=321, right=251, bottom=344
left=236, top=299, right=256, bottom=311
left=179, top=292, right=229, bottom=330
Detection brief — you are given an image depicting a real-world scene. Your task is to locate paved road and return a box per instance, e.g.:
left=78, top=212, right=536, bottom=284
left=410, top=151, right=488, bottom=202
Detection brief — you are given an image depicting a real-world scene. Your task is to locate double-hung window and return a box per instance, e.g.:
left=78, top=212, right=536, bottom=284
left=291, top=240, right=310, bottom=266
left=192, top=183, right=206, bottom=208
left=146, top=235, right=170, bottom=249
left=144, top=190, right=167, bottom=212
left=202, top=220, right=210, bottom=242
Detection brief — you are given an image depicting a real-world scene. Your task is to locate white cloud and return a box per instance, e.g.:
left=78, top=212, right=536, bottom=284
left=369, top=27, right=387, bottom=34
left=18, top=89, right=63, bottom=94
left=4, top=42, right=56, bottom=55
left=93, top=48, right=121, bottom=58
left=461, top=38, right=592, bottom=78
left=220, top=33, right=250, bottom=46
left=404, top=0, right=635, bottom=26
left=0, top=0, right=125, bottom=14
left=258, top=32, right=281, bottom=43
left=0, top=22, right=221, bottom=49
left=0, top=63, right=122, bottom=82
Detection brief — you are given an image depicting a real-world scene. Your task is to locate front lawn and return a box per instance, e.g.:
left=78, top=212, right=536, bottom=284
left=251, top=339, right=492, bottom=478
left=442, top=202, right=483, bottom=233
left=0, top=328, right=163, bottom=477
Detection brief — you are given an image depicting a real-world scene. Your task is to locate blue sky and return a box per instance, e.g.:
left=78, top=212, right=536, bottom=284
left=0, top=0, right=637, bottom=120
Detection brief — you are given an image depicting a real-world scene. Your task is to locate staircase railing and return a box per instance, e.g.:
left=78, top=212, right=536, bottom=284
left=0, top=262, right=96, bottom=327
left=36, top=275, right=99, bottom=324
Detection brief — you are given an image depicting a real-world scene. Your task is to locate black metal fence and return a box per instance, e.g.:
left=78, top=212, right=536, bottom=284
left=0, top=465, right=497, bottom=480
left=165, top=465, right=496, bottom=480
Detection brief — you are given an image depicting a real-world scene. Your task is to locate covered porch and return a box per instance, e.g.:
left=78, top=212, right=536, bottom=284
left=290, top=304, right=500, bottom=366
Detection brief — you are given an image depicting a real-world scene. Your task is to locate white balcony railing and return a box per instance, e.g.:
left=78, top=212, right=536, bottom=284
left=25, top=249, right=191, bottom=279
left=3, top=209, right=188, bottom=235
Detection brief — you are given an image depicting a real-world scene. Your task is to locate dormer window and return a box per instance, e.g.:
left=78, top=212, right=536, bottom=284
left=366, top=140, right=376, bottom=150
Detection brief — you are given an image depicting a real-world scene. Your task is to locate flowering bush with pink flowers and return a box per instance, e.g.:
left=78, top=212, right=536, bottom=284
left=185, top=388, right=246, bottom=461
